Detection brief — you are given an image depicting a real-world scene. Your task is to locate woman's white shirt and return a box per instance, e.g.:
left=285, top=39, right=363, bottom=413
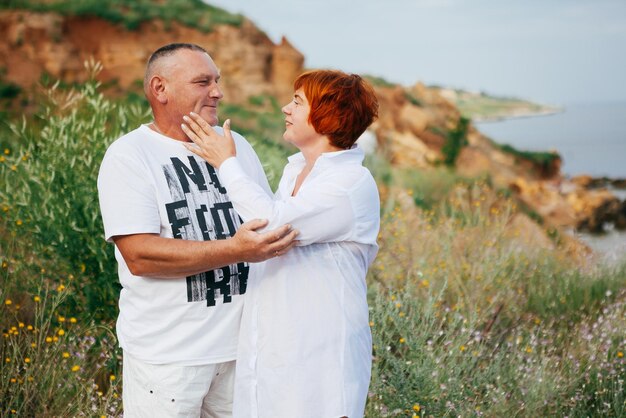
left=219, top=146, right=380, bottom=418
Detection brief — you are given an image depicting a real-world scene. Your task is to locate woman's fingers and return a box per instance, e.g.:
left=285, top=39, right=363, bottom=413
left=223, top=119, right=232, bottom=139
left=182, top=115, right=205, bottom=140
left=180, top=122, right=203, bottom=145
left=189, top=112, right=214, bottom=136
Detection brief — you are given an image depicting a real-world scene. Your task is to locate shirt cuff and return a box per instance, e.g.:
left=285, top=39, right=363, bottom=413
left=218, top=156, right=247, bottom=190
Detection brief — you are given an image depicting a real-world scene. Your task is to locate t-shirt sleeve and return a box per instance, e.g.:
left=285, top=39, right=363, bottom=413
left=97, top=148, right=161, bottom=242
left=219, top=157, right=357, bottom=246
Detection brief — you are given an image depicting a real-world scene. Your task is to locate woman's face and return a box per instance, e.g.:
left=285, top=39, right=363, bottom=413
left=281, top=88, right=320, bottom=148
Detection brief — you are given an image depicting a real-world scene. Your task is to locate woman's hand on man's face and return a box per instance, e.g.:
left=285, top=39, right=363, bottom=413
left=181, top=112, right=236, bottom=168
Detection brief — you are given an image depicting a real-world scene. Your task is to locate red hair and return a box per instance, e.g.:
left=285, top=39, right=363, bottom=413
left=294, top=70, right=378, bottom=149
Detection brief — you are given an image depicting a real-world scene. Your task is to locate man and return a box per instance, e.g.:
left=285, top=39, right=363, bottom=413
left=97, top=43, right=297, bottom=417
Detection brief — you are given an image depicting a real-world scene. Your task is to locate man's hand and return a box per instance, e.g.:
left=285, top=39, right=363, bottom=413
left=233, top=219, right=298, bottom=262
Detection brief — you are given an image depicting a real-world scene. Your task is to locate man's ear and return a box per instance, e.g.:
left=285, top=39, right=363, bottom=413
left=149, top=75, right=168, bottom=104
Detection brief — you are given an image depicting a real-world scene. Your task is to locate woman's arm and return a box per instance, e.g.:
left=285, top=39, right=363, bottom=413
left=218, top=156, right=358, bottom=245
left=181, top=113, right=369, bottom=245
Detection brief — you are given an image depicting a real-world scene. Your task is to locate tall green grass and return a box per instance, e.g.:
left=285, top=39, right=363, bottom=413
left=0, top=61, right=151, bottom=319
left=367, top=185, right=626, bottom=417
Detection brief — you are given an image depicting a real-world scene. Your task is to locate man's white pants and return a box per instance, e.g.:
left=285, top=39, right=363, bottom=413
left=122, top=351, right=235, bottom=418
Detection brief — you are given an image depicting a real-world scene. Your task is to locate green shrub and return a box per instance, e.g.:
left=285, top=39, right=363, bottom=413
left=0, top=62, right=151, bottom=319
left=498, top=142, right=560, bottom=171
left=363, top=74, right=397, bottom=88
left=0, top=82, right=21, bottom=101
left=441, top=116, right=469, bottom=167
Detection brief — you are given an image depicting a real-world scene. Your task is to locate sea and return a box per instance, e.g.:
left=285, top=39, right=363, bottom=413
left=475, top=101, right=626, bottom=263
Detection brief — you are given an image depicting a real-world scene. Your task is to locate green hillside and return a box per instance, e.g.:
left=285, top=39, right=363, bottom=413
left=0, top=0, right=242, bottom=31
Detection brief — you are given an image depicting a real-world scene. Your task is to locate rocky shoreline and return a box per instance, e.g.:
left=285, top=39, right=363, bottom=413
left=570, top=175, right=626, bottom=233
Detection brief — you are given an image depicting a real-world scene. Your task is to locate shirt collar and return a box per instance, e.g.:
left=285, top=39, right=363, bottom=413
left=287, top=145, right=365, bottom=165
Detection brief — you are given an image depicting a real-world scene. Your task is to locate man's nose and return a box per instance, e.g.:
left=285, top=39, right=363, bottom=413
left=210, top=84, right=223, bottom=99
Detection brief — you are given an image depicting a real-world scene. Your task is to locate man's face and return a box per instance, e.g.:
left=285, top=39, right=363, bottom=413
left=164, top=49, right=223, bottom=127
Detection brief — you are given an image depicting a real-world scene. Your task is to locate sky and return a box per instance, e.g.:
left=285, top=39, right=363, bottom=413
left=206, top=0, right=626, bottom=106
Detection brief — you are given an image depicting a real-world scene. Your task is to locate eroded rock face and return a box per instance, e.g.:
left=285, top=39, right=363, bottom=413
left=0, top=11, right=304, bottom=105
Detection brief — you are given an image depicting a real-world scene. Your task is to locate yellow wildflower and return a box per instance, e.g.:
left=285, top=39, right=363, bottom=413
left=5, top=358, right=10, bottom=363
left=45, top=337, right=52, bottom=343
left=5, top=299, right=12, bottom=305
left=24, top=357, right=30, bottom=363
left=71, top=365, right=80, bottom=372
left=18, top=322, right=24, bottom=328
left=460, top=345, right=467, bottom=352
left=56, top=284, right=65, bottom=292
left=4, top=148, right=9, bottom=155
left=399, top=337, right=406, bottom=344
left=30, top=343, right=36, bottom=348
left=33, top=296, right=41, bottom=302
left=413, top=404, right=421, bottom=412
left=57, top=329, right=65, bottom=336
left=618, top=351, right=623, bottom=358
left=70, top=317, right=77, bottom=323
left=58, top=316, right=66, bottom=322
left=62, top=352, right=70, bottom=358
left=110, top=374, right=116, bottom=381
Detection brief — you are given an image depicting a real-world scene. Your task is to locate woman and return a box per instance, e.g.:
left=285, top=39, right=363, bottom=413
left=182, top=70, right=380, bottom=418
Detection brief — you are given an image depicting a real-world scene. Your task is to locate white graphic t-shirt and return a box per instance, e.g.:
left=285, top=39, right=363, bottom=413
left=97, top=124, right=270, bottom=365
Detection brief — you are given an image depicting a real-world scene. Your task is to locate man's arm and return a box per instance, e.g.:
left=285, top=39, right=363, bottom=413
left=113, top=219, right=297, bottom=278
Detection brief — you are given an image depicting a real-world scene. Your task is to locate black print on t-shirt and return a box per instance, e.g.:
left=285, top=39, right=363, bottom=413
left=162, top=156, right=248, bottom=306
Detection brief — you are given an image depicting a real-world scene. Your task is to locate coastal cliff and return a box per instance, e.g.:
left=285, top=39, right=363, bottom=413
left=0, top=6, right=620, bottom=238
left=0, top=9, right=303, bottom=105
